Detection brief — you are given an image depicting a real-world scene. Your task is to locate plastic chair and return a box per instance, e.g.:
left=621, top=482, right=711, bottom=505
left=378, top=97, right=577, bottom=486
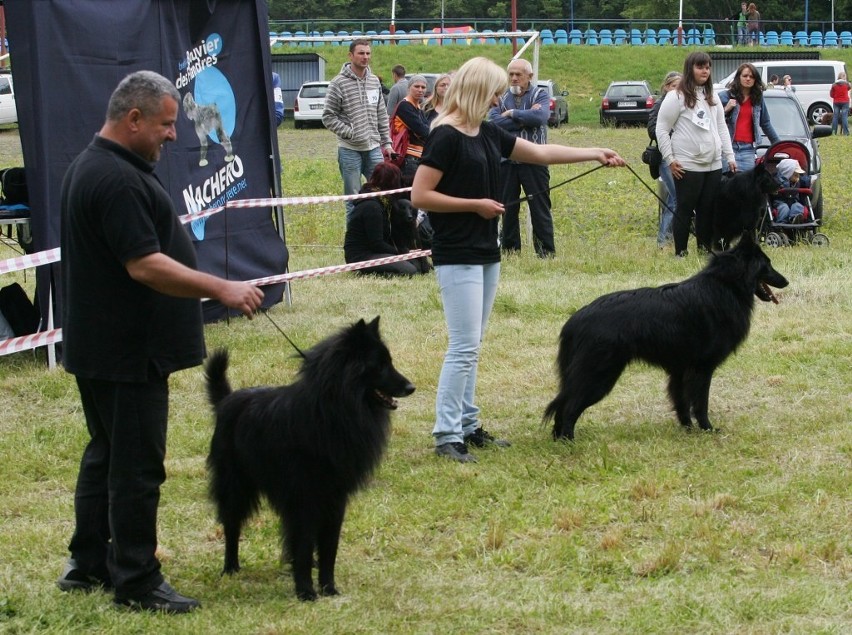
left=795, top=31, right=809, bottom=46
left=630, top=28, right=644, bottom=45
left=612, top=28, right=626, bottom=45
left=765, top=31, right=779, bottom=45
left=482, top=29, right=496, bottom=45
left=555, top=29, right=568, bottom=44
left=810, top=31, right=823, bottom=47
left=568, top=29, right=583, bottom=45
left=703, top=27, right=716, bottom=45
left=824, top=31, right=838, bottom=47
left=599, top=29, right=613, bottom=45
left=541, top=28, right=554, bottom=45
left=840, top=31, right=852, bottom=46
left=780, top=31, right=794, bottom=45
left=584, top=28, right=598, bottom=45
left=657, top=28, right=671, bottom=45
left=644, top=28, right=657, bottom=45
left=687, top=28, right=701, bottom=45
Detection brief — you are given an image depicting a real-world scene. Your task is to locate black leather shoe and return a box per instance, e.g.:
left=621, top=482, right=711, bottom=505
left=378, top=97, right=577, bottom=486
left=114, top=581, right=200, bottom=614
left=56, top=559, right=112, bottom=593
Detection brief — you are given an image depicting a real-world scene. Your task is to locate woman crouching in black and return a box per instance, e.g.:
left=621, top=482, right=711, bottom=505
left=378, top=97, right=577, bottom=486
left=344, top=162, right=430, bottom=276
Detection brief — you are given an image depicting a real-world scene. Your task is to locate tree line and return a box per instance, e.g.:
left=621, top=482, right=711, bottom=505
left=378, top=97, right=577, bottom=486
left=268, top=0, right=852, bottom=31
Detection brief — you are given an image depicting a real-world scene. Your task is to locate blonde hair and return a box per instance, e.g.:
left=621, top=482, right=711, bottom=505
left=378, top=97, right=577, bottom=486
left=423, top=73, right=451, bottom=115
left=432, top=57, right=507, bottom=129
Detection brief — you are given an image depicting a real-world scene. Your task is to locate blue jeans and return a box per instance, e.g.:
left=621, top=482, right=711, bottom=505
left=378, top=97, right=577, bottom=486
left=433, top=263, right=500, bottom=446
left=658, top=162, right=676, bottom=246
left=775, top=201, right=804, bottom=222
left=832, top=102, right=849, bottom=135
left=338, top=146, right=384, bottom=222
left=732, top=141, right=756, bottom=171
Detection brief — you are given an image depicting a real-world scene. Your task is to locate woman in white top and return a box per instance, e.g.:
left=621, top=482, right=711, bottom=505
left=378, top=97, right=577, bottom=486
left=656, top=51, right=735, bottom=256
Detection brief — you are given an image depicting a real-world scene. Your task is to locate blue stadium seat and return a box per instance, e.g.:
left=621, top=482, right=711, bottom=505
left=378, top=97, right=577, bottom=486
left=599, top=29, right=613, bottom=45
left=810, top=31, right=823, bottom=47
left=294, top=30, right=309, bottom=47
left=613, top=28, right=626, bottom=45
left=482, top=29, right=496, bottom=45
left=687, top=28, right=701, bottom=45
left=657, top=28, right=671, bottom=45
left=795, top=31, right=809, bottom=46
left=824, top=31, right=838, bottom=47
left=568, top=29, right=583, bottom=45
left=496, top=29, right=511, bottom=45
left=780, top=31, right=794, bottom=45
left=541, top=28, right=554, bottom=45
left=631, top=29, right=643, bottom=45
left=644, top=28, right=657, bottom=45
left=555, top=29, right=568, bottom=44
left=703, top=27, right=715, bottom=45
left=840, top=31, right=852, bottom=46
left=765, top=31, right=779, bottom=45
left=584, top=28, right=598, bottom=45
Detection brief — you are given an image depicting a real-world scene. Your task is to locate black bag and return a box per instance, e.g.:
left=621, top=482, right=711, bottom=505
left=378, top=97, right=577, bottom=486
left=641, top=141, right=663, bottom=180
left=0, top=283, right=40, bottom=337
left=0, top=167, right=29, bottom=205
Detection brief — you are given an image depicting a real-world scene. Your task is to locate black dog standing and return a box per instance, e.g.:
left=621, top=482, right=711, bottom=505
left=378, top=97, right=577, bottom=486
left=544, top=234, right=788, bottom=440
left=205, top=317, right=414, bottom=601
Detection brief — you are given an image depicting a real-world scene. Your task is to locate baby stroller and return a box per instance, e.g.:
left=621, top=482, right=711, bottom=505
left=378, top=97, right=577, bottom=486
left=756, top=140, right=829, bottom=247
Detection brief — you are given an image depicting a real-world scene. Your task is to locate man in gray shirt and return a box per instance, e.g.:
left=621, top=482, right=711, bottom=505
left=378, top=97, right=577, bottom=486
left=385, top=64, right=408, bottom=115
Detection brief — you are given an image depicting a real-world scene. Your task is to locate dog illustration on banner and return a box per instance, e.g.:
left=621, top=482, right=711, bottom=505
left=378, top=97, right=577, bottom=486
left=183, top=92, right=235, bottom=167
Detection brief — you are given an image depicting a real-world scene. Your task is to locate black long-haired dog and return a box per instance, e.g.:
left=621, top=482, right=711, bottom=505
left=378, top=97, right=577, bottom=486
left=205, top=317, right=415, bottom=601
left=544, top=233, right=788, bottom=440
left=713, top=162, right=781, bottom=249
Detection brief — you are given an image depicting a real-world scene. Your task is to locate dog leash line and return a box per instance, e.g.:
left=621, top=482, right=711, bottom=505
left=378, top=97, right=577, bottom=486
left=262, top=310, right=307, bottom=359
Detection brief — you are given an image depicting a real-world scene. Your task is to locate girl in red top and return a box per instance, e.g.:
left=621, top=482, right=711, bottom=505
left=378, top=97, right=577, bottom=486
left=830, top=72, right=850, bottom=136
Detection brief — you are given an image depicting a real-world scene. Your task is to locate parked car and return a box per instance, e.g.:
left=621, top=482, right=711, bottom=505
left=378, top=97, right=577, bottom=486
left=536, top=79, right=569, bottom=127
left=714, top=59, right=847, bottom=126
left=599, top=80, right=655, bottom=126
left=293, top=80, right=329, bottom=129
left=0, top=72, right=17, bottom=125
left=756, top=88, right=831, bottom=219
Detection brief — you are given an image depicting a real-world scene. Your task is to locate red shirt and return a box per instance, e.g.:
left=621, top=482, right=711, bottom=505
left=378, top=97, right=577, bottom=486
left=830, top=81, right=850, bottom=104
left=733, top=97, right=754, bottom=143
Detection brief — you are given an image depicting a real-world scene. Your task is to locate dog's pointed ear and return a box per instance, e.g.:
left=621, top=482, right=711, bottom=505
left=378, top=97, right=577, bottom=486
left=368, top=316, right=381, bottom=333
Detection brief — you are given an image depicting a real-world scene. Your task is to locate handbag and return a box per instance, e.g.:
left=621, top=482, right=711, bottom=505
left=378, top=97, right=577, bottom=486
left=641, top=140, right=663, bottom=180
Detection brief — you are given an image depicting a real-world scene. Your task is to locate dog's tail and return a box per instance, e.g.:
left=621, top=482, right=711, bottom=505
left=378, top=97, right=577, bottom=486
left=205, top=349, right=233, bottom=408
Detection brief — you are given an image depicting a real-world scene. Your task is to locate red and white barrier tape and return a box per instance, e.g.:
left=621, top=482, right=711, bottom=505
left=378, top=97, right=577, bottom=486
left=0, top=328, right=62, bottom=357
left=178, top=187, right=412, bottom=224
left=0, top=247, right=61, bottom=275
left=246, top=249, right=432, bottom=286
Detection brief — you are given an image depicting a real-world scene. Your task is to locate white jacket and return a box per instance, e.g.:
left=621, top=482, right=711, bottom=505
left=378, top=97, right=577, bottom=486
left=656, top=89, right=734, bottom=172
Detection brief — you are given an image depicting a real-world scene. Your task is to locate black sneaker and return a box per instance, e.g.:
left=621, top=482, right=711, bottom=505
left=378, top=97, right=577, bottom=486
left=435, top=442, right=477, bottom=463
left=114, top=581, right=200, bottom=614
left=464, top=427, right=511, bottom=448
left=56, top=559, right=112, bottom=593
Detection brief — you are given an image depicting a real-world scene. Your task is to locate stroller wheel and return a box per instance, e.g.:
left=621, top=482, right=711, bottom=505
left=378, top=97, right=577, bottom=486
left=765, top=232, right=785, bottom=248
left=810, top=233, right=830, bottom=247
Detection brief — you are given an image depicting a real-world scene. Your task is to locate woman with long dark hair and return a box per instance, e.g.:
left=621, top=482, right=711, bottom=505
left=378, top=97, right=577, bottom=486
left=718, top=62, right=779, bottom=170
left=656, top=52, right=735, bottom=257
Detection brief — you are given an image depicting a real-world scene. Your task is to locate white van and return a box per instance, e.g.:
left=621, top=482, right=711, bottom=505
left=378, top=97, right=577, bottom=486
left=714, top=60, right=847, bottom=125
left=0, top=73, right=17, bottom=125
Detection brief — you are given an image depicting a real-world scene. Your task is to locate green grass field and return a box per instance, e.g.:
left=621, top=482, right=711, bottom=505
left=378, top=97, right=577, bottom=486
left=0, top=46, right=850, bottom=634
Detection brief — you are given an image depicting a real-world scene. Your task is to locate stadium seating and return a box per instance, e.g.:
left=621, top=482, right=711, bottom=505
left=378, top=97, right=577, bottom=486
left=631, top=28, right=644, bottom=45
left=555, top=29, right=568, bottom=44
left=644, top=28, right=657, bottom=45
left=657, top=28, right=672, bottom=45
left=599, top=29, right=613, bottom=45
left=703, top=27, right=715, bottom=45
left=612, top=28, right=626, bottom=45
left=584, top=28, right=598, bottom=45
left=810, top=31, right=823, bottom=47
left=569, top=29, right=583, bottom=44
left=764, top=31, right=779, bottom=45
left=795, top=31, right=809, bottom=46
left=824, top=31, right=838, bottom=47
left=840, top=31, right=852, bottom=46
left=780, top=31, right=794, bottom=45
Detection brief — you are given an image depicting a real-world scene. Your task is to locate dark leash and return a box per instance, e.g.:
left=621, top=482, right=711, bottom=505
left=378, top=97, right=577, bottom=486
left=504, top=164, right=605, bottom=207
left=623, top=162, right=697, bottom=230
left=261, top=309, right=307, bottom=359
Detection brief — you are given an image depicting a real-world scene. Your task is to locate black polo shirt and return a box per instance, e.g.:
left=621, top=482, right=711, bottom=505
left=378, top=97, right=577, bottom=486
left=60, top=135, right=204, bottom=381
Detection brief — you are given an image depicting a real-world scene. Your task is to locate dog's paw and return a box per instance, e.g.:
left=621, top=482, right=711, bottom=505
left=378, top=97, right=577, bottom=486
left=320, top=583, right=340, bottom=597
left=221, top=564, right=240, bottom=576
left=296, top=587, right=318, bottom=602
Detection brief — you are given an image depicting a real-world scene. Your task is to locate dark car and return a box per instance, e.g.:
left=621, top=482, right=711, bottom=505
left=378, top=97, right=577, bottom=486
left=755, top=89, right=832, bottom=219
left=600, top=80, right=655, bottom=126
left=536, top=79, right=569, bottom=127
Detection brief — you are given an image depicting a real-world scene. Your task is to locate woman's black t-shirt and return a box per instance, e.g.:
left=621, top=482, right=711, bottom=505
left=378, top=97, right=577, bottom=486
left=419, top=121, right=516, bottom=266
